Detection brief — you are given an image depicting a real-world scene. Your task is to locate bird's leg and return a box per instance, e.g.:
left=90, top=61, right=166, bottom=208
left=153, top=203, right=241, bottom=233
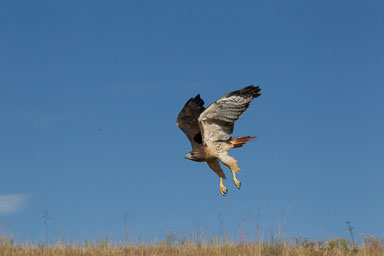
left=207, top=160, right=228, bottom=196
left=218, top=154, right=241, bottom=189
left=232, top=172, right=241, bottom=189
left=219, top=177, right=228, bottom=196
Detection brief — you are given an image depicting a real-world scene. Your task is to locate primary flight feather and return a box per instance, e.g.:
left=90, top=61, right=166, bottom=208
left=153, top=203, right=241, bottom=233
left=176, top=85, right=261, bottom=196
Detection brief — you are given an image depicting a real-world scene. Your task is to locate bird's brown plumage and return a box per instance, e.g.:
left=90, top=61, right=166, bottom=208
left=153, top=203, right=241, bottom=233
left=177, top=85, right=261, bottom=195
left=176, top=94, right=206, bottom=160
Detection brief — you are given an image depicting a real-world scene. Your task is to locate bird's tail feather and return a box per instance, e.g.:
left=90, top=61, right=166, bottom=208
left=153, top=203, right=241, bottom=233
left=230, top=136, right=257, bottom=148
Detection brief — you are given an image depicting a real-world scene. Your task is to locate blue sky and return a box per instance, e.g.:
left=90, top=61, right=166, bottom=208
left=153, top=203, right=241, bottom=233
left=1, top=0, right=383, bottom=243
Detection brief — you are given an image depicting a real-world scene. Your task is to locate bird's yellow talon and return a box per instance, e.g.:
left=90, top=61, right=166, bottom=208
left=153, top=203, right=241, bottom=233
left=220, top=185, right=228, bottom=196
left=234, top=179, right=241, bottom=189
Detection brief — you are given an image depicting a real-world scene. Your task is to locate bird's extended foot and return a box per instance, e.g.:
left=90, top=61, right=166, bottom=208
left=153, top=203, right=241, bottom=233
left=233, top=178, right=241, bottom=189
left=219, top=177, right=228, bottom=196
left=220, top=184, right=228, bottom=196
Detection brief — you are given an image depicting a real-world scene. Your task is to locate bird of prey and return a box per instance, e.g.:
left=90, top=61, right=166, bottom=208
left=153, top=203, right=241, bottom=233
left=176, top=85, right=261, bottom=196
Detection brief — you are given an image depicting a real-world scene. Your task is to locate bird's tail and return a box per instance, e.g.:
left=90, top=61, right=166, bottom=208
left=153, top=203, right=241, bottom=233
left=230, top=136, right=257, bottom=148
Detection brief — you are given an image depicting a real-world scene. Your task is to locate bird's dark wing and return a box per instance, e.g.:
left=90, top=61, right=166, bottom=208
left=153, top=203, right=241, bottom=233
left=199, top=85, right=261, bottom=143
left=177, top=94, right=206, bottom=151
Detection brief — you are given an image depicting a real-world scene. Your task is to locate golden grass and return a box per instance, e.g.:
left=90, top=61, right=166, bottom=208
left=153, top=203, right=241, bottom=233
left=1, top=237, right=384, bottom=256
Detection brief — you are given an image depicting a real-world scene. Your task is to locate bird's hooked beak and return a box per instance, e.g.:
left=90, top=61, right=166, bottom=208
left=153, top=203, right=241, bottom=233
left=185, top=152, right=192, bottom=160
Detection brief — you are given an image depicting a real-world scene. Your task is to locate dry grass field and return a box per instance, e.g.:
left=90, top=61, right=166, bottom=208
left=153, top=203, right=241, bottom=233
left=1, top=236, right=384, bottom=256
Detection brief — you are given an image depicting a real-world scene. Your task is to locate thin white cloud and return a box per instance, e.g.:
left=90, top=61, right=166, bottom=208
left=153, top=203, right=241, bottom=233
left=0, top=194, right=31, bottom=215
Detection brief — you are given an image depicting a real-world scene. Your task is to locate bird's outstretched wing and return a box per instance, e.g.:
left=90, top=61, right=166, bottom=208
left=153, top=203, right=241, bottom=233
left=198, top=85, right=261, bottom=144
left=177, top=94, right=206, bottom=151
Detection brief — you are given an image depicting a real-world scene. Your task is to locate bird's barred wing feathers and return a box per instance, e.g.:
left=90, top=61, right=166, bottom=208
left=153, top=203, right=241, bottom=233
left=198, top=85, right=261, bottom=143
left=176, top=94, right=205, bottom=151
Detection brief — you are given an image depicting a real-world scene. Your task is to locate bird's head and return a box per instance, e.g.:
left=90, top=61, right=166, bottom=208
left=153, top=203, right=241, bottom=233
left=185, top=152, right=202, bottom=162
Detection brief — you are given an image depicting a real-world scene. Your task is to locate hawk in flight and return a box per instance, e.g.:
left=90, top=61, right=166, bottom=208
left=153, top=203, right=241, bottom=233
left=176, top=85, right=261, bottom=196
